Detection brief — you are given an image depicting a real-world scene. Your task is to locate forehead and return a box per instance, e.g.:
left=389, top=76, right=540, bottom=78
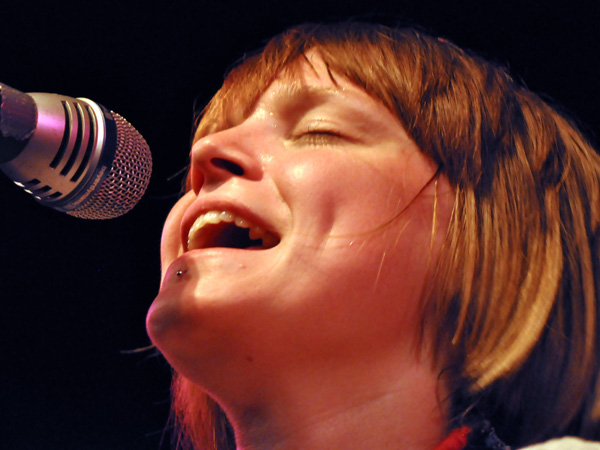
left=241, top=52, right=406, bottom=136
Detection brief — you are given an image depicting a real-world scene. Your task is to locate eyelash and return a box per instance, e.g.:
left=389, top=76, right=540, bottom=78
left=293, top=129, right=345, bottom=146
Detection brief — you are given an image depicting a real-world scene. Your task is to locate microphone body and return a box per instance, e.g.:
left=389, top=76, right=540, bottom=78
left=0, top=83, right=152, bottom=219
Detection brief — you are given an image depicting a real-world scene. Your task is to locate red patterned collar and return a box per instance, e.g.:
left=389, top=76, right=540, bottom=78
left=433, top=426, right=471, bottom=450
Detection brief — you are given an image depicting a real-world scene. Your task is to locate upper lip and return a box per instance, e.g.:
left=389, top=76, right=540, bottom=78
left=180, top=199, right=281, bottom=252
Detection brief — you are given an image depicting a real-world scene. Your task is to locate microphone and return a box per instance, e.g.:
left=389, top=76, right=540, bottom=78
left=0, top=83, right=152, bottom=219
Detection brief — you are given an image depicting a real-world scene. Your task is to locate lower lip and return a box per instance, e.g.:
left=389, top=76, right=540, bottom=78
left=175, top=246, right=277, bottom=266
left=171, top=244, right=279, bottom=266
left=187, top=245, right=275, bottom=252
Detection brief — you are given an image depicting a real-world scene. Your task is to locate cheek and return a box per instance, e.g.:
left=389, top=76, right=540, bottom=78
left=160, top=192, right=195, bottom=278
left=333, top=152, right=441, bottom=233
left=278, top=154, right=415, bottom=232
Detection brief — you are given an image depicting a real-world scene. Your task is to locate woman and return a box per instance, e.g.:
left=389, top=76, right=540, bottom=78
left=146, top=22, right=600, bottom=449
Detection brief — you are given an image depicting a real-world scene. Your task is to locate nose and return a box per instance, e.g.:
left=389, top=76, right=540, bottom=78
left=189, top=128, right=263, bottom=193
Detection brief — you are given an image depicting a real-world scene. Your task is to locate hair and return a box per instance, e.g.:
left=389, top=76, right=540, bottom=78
left=170, top=22, right=600, bottom=449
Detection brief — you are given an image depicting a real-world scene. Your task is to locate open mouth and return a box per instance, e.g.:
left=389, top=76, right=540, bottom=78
left=187, top=210, right=280, bottom=251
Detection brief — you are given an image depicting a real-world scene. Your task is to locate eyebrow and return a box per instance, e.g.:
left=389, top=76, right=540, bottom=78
left=272, top=84, right=343, bottom=109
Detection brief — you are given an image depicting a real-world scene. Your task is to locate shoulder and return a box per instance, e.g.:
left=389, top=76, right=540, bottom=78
left=520, top=438, right=600, bottom=449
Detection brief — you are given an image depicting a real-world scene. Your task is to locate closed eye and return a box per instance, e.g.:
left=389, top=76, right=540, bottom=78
left=293, top=130, right=347, bottom=146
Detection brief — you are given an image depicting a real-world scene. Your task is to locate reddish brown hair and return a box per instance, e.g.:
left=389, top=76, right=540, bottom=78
left=172, top=22, right=600, bottom=448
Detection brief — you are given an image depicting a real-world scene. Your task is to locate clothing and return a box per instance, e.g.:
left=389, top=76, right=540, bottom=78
left=433, top=423, right=509, bottom=450
left=521, top=438, right=600, bottom=449
left=434, top=425, right=600, bottom=450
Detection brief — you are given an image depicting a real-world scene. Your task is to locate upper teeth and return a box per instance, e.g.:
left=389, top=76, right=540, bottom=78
left=187, top=210, right=278, bottom=250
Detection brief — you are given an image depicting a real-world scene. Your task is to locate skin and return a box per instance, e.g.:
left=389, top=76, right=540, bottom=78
left=147, top=53, right=454, bottom=449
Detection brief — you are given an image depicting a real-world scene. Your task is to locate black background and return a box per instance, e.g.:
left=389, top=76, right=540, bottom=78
left=1, top=1, right=599, bottom=449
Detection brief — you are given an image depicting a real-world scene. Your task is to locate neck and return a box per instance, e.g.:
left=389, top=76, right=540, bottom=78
left=217, top=349, right=448, bottom=450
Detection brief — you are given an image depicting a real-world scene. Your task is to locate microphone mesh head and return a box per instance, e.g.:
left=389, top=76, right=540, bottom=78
left=67, top=112, right=152, bottom=219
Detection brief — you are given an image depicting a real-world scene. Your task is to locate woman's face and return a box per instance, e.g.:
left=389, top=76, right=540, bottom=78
left=147, top=54, right=452, bottom=384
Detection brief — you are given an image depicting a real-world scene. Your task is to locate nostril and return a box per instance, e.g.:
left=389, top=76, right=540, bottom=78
left=211, top=158, right=244, bottom=176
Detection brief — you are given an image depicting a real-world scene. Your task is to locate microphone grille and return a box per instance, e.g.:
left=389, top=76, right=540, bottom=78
left=67, top=112, right=152, bottom=219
